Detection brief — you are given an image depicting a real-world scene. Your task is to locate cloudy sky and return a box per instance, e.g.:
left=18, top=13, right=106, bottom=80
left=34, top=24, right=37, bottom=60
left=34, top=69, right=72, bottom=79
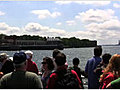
left=0, top=1, right=120, bottom=45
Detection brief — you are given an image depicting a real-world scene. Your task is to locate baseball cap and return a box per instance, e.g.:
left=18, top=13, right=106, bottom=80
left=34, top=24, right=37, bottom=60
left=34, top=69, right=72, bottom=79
left=13, top=52, right=28, bottom=64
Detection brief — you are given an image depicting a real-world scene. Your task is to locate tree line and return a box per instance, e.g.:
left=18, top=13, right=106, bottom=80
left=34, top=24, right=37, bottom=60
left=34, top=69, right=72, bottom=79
left=0, top=34, right=97, bottom=48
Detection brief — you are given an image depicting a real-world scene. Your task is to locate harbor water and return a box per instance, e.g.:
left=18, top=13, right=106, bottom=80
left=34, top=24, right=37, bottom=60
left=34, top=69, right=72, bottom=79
left=1, top=45, right=120, bottom=88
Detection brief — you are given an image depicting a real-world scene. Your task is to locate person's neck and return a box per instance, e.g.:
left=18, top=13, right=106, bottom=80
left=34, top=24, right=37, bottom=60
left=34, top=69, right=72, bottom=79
left=74, top=65, right=78, bottom=67
left=44, top=69, right=51, bottom=73
left=57, top=65, right=66, bottom=70
left=15, top=67, right=26, bottom=71
left=2, top=59, right=7, bottom=65
left=43, top=69, right=51, bottom=77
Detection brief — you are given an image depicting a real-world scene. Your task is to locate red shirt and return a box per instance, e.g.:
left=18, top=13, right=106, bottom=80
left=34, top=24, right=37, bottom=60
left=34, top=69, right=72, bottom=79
left=26, top=60, right=39, bottom=75
left=46, top=65, right=82, bottom=88
left=99, top=72, right=118, bottom=89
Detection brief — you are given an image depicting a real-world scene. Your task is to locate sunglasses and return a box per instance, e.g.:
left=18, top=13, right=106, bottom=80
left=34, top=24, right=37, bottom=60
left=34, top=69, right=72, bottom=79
left=41, top=62, right=47, bottom=64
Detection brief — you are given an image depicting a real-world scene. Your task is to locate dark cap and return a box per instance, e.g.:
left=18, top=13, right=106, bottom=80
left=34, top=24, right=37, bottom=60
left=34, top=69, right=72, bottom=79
left=13, top=52, right=28, bottom=64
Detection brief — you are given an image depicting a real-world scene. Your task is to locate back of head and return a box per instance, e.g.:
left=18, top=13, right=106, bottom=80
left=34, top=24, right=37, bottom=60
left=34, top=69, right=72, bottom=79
left=13, top=52, right=27, bottom=67
left=55, top=52, right=66, bottom=66
left=73, top=57, right=79, bottom=65
left=25, top=50, right=33, bottom=59
left=52, top=49, right=61, bottom=58
left=102, top=53, right=111, bottom=64
left=0, top=53, right=9, bottom=62
left=109, top=54, right=120, bottom=71
left=94, top=46, right=102, bottom=56
left=100, top=54, right=120, bottom=82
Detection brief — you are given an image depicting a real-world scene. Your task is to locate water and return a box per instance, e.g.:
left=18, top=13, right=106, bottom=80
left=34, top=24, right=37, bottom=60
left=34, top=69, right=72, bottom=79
left=1, top=45, right=120, bottom=88
left=1, top=45, right=120, bottom=70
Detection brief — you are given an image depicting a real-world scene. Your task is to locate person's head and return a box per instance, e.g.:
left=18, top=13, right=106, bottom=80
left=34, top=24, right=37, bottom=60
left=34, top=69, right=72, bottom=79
left=0, top=53, right=9, bottom=62
left=103, top=54, right=120, bottom=75
left=25, top=50, right=33, bottom=60
left=55, top=52, right=66, bottom=66
left=94, top=46, right=102, bottom=57
left=73, top=57, right=80, bottom=66
left=102, top=53, right=111, bottom=64
left=52, top=49, right=61, bottom=58
left=13, top=52, right=28, bottom=69
left=42, top=57, right=54, bottom=71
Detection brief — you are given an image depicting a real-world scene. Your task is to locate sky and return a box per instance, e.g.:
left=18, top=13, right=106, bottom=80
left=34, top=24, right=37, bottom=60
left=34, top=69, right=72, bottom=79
left=0, top=1, right=120, bottom=45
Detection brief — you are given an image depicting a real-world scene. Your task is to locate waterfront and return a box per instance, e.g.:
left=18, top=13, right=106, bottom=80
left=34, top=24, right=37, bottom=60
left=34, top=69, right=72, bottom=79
left=1, top=45, right=120, bottom=71
left=1, top=45, right=120, bottom=88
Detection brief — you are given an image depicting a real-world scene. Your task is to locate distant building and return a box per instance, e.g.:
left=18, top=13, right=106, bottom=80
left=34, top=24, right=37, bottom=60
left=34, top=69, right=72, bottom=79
left=0, top=36, right=64, bottom=50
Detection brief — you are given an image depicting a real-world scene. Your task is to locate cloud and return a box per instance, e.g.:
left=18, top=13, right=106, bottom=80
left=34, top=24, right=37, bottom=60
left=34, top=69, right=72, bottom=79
left=55, top=1, right=72, bottom=5
left=72, top=8, right=120, bottom=45
left=113, top=3, right=120, bottom=8
left=31, top=10, right=61, bottom=19
left=0, top=11, right=5, bottom=16
left=75, top=9, right=116, bottom=23
left=83, top=19, right=120, bottom=44
left=0, top=21, right=120, bottom=45
left=24, top=22, right=49, bottom=32
left=66, top=20, right=76, bottom=26
left=0, top=22, right=20, bottom=35
left=0, top=23, right=9, bottom=30
left=85, top=19, right=120, bottom=31
left=24, top=22, right=66, bottom=36
left=56, top=22, right=62, bottom=26
left=0, top=22, right=67, bottom=37
left=55, top=1, right=110, bottom=6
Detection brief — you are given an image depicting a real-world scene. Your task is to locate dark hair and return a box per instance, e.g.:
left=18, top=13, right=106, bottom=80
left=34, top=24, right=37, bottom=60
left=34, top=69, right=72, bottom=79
left=73, top=57, right=79, bottom=65
left=52, top=49, right=61, bottom=58
left=102, top=53, right=111, bottom=64
left=43, top=57, right=54, bottom=70
left=94, top=46, right=102, bottom=56
left=55, top=53, right=66, bottom=66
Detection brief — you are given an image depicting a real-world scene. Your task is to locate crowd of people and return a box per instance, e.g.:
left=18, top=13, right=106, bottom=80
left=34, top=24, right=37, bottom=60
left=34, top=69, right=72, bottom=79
left=0, top=46, right=120, bottom=89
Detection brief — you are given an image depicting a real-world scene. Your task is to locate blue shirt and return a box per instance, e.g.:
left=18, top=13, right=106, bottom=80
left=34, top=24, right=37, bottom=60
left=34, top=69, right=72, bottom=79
left=85, top=56, right=102, bottom=89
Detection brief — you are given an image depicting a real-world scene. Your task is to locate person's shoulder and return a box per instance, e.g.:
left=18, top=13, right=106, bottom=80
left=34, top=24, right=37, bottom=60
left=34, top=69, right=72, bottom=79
left=87, top=57, right=95, bottom=63
left=107, top=72, right=115, bottom=77
left=3, top=60, right=12, bottom=65
left=49, top=71, right=58, bottom=79
left=26, top=71, right=38, bottom=77
left=71, top=69, right=77, bottom=75
left=88, top=57, right=94, bottom=61
left=103, top=72, right=114, bottom=79
left=31, top=60, right=37, bottom=64
left=1, top=72, right=12, bottom=79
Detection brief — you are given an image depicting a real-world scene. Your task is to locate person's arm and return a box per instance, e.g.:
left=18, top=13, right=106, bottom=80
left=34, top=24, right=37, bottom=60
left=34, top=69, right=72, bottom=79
left=107, top=78, right=120, bottom=89
left=34, top=75, right=43, bottom=89
left=100, top=74, right=115, bottom=89
left=106, top=82, right=112, bottom=89
left=33, top=62, right=39, bottom=75
left=0, top=75, right=7, bottom=88
left=80, top=68, right=88, bottom=78
left=85, top=61, right=89, bottom=76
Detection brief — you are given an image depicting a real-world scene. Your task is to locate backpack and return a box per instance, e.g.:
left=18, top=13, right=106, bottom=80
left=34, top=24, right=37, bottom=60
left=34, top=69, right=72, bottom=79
left=54, top=69, right=80, bottom=89
left=69, top=66, right=84, bottom=89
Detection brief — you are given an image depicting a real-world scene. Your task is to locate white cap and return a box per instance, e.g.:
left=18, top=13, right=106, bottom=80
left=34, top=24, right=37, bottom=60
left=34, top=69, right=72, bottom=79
left=25, top=50, right=33, bottom=57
